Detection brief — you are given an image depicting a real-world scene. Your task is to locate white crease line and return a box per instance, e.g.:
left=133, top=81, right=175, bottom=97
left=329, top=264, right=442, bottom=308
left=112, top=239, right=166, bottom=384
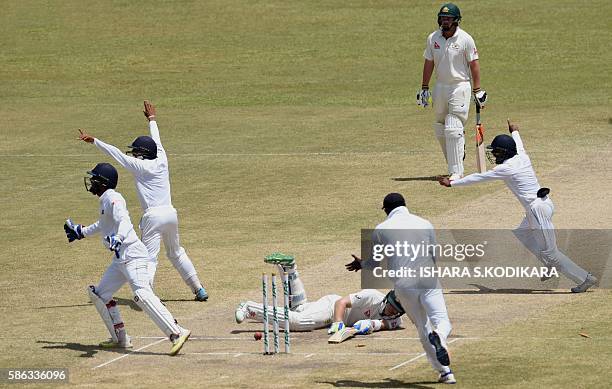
left=93, top=338, right=166, bottom=370
left=388, top=338, right=460, bottom=371
left=186, top=352, right=421, bottom=357
left=135, top=336, right=244, bottom=341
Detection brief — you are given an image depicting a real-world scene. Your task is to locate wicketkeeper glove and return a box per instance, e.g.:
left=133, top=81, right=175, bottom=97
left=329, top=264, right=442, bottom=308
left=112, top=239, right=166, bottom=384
left=417, top=86, right=432, bottom=107
left=105, top=235, right=123, bottom=258
left=473, top=89, right=488, bottom=109
left=328, top=321, right=345, bottom=334
left=64, top=219, right=84, bottom=242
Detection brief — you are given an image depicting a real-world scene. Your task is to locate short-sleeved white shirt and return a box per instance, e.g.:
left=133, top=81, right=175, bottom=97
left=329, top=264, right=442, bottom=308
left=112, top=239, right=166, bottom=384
left=343, top=289, right=403, bottom=330
left=423, top=27, right=479, bottom=84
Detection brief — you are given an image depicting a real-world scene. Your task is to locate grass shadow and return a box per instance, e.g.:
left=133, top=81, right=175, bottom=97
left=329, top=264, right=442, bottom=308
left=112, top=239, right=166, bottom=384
left=391, top=176, right=443, bottom=182
left=448, top=284, right=573, bottom=294
left=317, top=378, right=437, bottom=388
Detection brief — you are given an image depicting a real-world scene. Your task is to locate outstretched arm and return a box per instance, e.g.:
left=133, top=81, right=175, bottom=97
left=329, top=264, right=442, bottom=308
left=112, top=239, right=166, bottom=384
left=143, top=100, right=165, bottom=156
left=508, top=119, right=526, bottom=155
left=78, top=129, right=146, bottom=174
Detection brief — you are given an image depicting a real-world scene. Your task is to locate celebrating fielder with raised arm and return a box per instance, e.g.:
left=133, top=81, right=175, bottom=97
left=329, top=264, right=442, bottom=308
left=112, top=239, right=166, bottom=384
left=418, top=3, right=487, bottom=180
left=234, top=255, right=403, bottom=335
left=438, top=120, right=598, bottom=293
left=63, top=163, right=190, bottom=355
left=78, top=101, right=208, bottom=301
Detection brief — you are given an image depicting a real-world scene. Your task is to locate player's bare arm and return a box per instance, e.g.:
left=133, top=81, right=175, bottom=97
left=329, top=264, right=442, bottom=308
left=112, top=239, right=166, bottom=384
left=345, top=254, right=362, bottom=272
left=507, top=119, right=518, bottom=133
left=143, top=100, right=156, bottom=121
left=78, top=129, right=95, bottom=144
left=422, top=59, right=435, bottom=88
left=469, top=60, right=481, bottom=91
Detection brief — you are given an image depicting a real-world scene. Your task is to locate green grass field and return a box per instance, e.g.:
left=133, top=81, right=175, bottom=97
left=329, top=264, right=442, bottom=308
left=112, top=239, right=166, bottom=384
left=1, top=1, right=611, bottom=387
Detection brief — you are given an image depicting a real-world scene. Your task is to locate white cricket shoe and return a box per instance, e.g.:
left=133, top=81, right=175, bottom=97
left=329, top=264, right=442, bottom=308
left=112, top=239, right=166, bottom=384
left=449, top=174, right=463, bottom=181
left=99, top=335, right=132, bottom=349
left=235, top=302, right=248, bottom=324
left=438, top=371, right=457, bottom=384
left=571, top=273, right=598, bottom=293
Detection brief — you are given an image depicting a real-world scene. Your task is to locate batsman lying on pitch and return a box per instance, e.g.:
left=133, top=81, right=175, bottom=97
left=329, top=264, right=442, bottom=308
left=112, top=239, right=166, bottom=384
left=234, top=255, right=403, bottom=335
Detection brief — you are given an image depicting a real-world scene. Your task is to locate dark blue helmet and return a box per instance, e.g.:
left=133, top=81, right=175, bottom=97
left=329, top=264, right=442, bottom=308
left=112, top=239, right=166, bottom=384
left=486, top=134, right=517, bottom=164
left=85, top=163, right=118, bottom=195
left=127, top=136, right=157, bottom=160
left=438, top=3, right=462, bottom=26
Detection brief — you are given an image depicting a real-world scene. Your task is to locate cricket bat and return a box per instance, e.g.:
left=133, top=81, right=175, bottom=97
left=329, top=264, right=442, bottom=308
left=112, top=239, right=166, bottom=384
left=475, top=104, right=487, bottom=173
left=328, top=327, right=358, bottom=344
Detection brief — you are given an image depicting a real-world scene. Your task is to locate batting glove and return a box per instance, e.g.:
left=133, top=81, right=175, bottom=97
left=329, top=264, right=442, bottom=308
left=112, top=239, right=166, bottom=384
left=64, top=219, right=84, bottom=242
left=105, top=235, right=123, bottom=258
left=328, top=321, right=345, bottom=334
left=417, top=86, right=432, bottom=107
left=353, top=320, right=374, bottom=335
left=473, top=89, right=487, bottom=109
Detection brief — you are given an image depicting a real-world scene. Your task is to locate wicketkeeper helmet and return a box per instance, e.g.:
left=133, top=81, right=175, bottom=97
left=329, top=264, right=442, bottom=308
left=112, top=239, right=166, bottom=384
left=85, top=162, right=118, bottom=194
left=127, top=136, right=157, bottom=160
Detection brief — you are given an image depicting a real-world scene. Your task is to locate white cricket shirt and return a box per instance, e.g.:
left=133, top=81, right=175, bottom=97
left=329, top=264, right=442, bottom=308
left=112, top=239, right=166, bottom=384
left=424, top=27, right=479, bottom=84
left=451, top=132, right=541, bottom=210
left=82, top=189, right=142, bottom=261
left=94, top=121, right=172, bottom=211
left=343, top=289, right=402, bottom=329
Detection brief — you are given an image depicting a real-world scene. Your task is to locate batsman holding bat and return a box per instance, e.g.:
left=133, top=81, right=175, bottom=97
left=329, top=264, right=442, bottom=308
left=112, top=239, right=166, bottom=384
left=438, top=120, right=598, bottom=293
left=418, top=3, right=488, bottom=180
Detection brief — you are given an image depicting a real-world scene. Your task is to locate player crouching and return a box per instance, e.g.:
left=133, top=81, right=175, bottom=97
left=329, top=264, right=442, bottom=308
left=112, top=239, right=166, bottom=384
left=64, top=163, right=190, bottom=355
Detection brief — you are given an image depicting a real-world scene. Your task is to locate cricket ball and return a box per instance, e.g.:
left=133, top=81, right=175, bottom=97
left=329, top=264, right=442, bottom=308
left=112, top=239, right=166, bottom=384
left=254, top=332, right=262, bottom=341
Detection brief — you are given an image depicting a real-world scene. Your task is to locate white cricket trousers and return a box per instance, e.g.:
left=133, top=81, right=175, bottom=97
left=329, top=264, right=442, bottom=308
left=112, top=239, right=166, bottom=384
left=395, top=287, right=452, bottom=374
left=244, top=294, right=341, bottom=331
left=140, top=205, right=200, bottom=290
left=513, top=197, right=588, bottom=284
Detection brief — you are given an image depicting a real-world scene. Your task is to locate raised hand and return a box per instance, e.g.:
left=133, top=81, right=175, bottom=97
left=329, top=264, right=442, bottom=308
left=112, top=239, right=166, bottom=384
left=78, top=129, right=95, bottom=143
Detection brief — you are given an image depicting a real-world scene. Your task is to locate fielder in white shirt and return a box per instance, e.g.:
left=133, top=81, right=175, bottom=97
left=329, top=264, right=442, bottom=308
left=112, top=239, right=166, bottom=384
left=234, top=256, right=403, bottom=335
left=78, top=101, right=208, bottom=301
left=346, top=193, right=456, bottom=385
left=438, top=120, right=597, bottom=293
left=63, top=163, right=190, bottom=355
left=418, top=3, right=488, bottom=180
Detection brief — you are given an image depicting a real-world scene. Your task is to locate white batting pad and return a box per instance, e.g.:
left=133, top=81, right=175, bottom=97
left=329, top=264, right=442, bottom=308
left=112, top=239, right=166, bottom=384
left=134, top=288, right=181, bottom=337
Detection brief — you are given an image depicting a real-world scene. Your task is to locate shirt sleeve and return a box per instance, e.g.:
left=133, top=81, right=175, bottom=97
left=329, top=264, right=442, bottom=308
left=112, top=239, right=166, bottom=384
left=382, top=317, right=402, bottom=330
left=423, top=34, right=434, bottom=61
left=511, top=131, right=526, bottom=155
left=94, top=138, right=147, bottom=174
left=465, top=35, right=479, bottom=62
left=148, top=121, right=167, bottom=159
left=110, top=198, right=131, bottom=240
left=82, top=221, right=100, bottom=237
left=451, top=165, right=512, bottom=187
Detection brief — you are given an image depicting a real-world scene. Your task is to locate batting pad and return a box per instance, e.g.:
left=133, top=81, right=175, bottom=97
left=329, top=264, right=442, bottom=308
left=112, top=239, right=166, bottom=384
left=134, top=288, right=180, bottom=337
left=433, top=123, right=447, bottom=160
left=88, top=286, right=120, bottom=342
left=444, top=115, right=465, bottom=176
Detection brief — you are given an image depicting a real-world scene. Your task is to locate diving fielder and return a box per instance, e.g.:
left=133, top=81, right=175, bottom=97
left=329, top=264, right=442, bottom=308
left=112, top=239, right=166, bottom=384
left=63, top=163, right=190, bottom=354
left=234, top=255, right=403, bottom=335
left=346, top=193, right=456, bottom=384
left=438, top=120, right=597, bottom=293
left=418, top=3, right=488, bottom=180
left=78, top=101, right=208, bottom=301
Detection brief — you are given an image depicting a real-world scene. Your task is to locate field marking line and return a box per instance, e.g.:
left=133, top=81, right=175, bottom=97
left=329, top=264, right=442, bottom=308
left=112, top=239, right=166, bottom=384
left=92, top=338, right=166, bottom=370
left=304, top=353, right=315, bottom=358
left=186, top=351, right=422, bottom=357
left=388, top=338, right=460, bottom=371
